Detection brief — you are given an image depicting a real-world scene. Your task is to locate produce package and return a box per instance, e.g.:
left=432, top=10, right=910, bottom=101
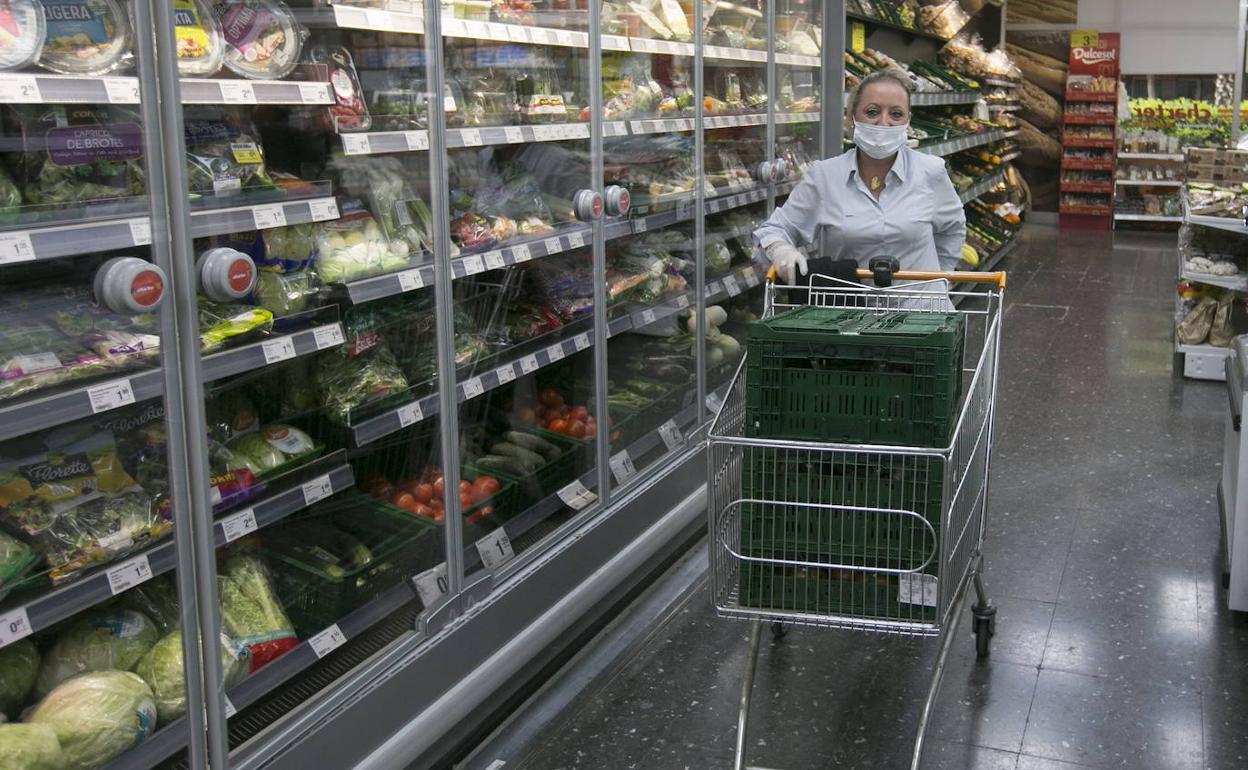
left=0, top=528, right=36, bottom=597
left=919, top=0, right=969, bottom=40
left=316, top=342, right=410, bottom=425
left=136, top=630, right=247, bottom=722
left=0, top=723, right=65, bottom=770
left=0, top=638, right=39, bottom=717
left=218, top=552, right=298, bottom=672
left=212, top=0, right=307, bottom=80
left=183, top=112, right=278, bottom=198
left=34, top=608, right=159, bottom=697
left=113, top=576, right=182, bottom=635
left=205, top=390, right=261, bottom=444
left=0, top=0, right=47, bottom=73
left=37, top=0, right=132, bottom=76
left=28, top=670, right=157, bottom=770
left=307, top=45, right=371, bottom=132
left=225, top=423, right=321, bottom=477
left=1186, top=183, right=1248, bottom=219
left=327, top=158, right=433, bottom=257
left=360, top=465, right=504, bottom=524
left=198, top=298, right=273, bottom=352
left=7, top=105, right=145, bottom=207
left=174, top=0, right=225, bottom=76
left=314, top=203, right=413, bottom=284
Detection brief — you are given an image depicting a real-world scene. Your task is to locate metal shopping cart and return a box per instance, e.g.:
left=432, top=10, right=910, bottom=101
left=706, top=266, right=1007, bottom=770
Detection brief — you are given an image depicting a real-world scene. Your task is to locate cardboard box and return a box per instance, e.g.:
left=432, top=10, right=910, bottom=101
left=1185, top=163, right=1248, bottom=184
left=1185, top=147, right=1248, bottom=167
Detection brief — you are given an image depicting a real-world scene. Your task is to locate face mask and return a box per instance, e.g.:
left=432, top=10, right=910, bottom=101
left=853, top=120, right=909, bottom=159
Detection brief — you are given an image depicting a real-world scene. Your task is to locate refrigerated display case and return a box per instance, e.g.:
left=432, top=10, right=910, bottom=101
left=0, top=1, right=1001, bottom=769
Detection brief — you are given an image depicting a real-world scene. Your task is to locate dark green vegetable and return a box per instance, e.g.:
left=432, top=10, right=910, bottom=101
left=490, top=442, right=543, bottom=470
left=475, top=455, right=531, bottom=476
left=504, top=431, right=560, bottom=460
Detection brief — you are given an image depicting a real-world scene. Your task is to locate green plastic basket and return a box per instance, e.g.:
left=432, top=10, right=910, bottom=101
left=737, top=563, right=937, bottom=623
left=745, top=307, right=965, bottom=447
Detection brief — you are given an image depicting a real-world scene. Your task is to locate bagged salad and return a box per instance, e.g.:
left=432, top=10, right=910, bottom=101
left=174, top=0, right=224, bottom=76
left=225, top=423, right=320, bottom=477
left=218, top=553, right=298, bottom=672
left=327, top=157, right=433, bottom=257
left=37, top=0, right=132, bottom=76
left=184, top=112, right=278, bottom=198
left=316, top=342, right=409, bottom=425
left=8, top=105, right=146, bottom=207
left=198, top=298, right=273, bottom=352
left=34, top=608, right=159, bottom=698
left=314, top=202, right=412, bottom=284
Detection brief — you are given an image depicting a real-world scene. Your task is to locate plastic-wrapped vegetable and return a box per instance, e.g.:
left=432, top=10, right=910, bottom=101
left=184, top=115, right=278, bottom=197
left=326, top=158, right=431, bottom=256
left=0, top=430, right=136, bottom=509
left=0, top=165, right=21, bottom=215
left=205, top=390, right=260, bottom=444
left=0, top=723, right=64, bottom=770
left=28, top=670, right=156, bottom=770
left=317, top=343, right=409, bottom=424
left=225, top=424, right=319, bottom=477
left=136, top=630, right=247, bottom=722
left=198, top=300, right=273, bottom=352
left=314, top=205, right=411, bottom=283
left=253, top=269, right=318, bottom=315
left=34, top=608, right=159, bottom=697
left=10, top=105, right=145, bottom=206
left=262, top=224, right=317, bottom=272
left=114, top=577, right=181, bottom=635
left=213, top=0, right=307, bottom=80
left=0, top=529, right=35, bottom=595
left=0, top=638, right=38, bottom=716
left=218, top=553, right=298, bottom=672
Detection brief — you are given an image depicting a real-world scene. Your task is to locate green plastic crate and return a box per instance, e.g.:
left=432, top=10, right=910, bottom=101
left=470, top=430, right=579, bottom=508
left=745, top=307, right=965, bottom=447
left=737, top=563, right=937, bottom=623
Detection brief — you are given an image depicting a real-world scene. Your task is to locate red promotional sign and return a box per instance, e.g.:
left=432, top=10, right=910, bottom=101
left=1068, top=31, right=1120, bottom=77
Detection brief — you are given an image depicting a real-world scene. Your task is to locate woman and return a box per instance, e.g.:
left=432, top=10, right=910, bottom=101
left=754, top=68, right=967, bottom=286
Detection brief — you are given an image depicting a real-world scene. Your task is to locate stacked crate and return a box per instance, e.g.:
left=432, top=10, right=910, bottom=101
left=1185, top=148, right=1248, bottom=186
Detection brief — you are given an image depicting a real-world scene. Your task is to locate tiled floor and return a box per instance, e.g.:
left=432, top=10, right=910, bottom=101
left=509, top=223, right=1247, bottom=769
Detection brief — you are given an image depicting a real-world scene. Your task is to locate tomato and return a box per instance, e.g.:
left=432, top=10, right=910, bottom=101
left=420, top=466, right=438, bottom=482
left=460, top=479, right=472, bottom=494
left=373, top=482, right=394, bottom=501
left=569, top=405, right=589, bottom=422
left=413, top=503, right=436, bottom=519
left=430, top=498, right=444, bottom=512
left=392, top=491, right=418, bottom=511
left=548, top=418, right=569, bottom=434
left=400, top=480, right=424, bottom=496
left=413, top=483, right=434, bottom=504
left=433, top=476, right=445, bottom=498
left=473, top=476, right=501, bottom=498
left=556, top=404, right=570, bottom=419
left=583, top=421, right=597, bottom=438
left=518, top=406, right=537, bottom=425
left=540, top=388, right=564, bottom=408
left=460, top=490, right=474, bottom=510
left=567, top=419, right=587, bottom=438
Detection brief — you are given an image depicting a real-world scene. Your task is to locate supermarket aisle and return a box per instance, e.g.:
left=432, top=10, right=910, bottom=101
left=488, top=222, right=1247, bottom=770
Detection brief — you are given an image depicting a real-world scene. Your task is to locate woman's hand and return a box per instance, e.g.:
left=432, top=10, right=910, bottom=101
left=766, top=242, right=807, bottom=285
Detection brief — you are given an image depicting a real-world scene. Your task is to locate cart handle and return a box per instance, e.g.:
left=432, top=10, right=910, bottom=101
left=764, top=265, right=1007, bottom=289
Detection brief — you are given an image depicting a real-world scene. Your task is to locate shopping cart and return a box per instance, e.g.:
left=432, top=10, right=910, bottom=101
left=706, top=266, right=1007, bottom=770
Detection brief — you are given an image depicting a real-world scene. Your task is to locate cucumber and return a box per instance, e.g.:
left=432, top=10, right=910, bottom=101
left=504, top=431, right=560, bottom=460
left=490, top=442, right=545, bottom=470
left=476, top=455, right=531, bottom=476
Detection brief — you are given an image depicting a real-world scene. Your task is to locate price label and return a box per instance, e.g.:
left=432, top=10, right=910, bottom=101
left=705, top=391, right=724, bottom=413
left=0, top=231, right=35, bottom=264
left=676, top=198, right=693, bottom=220
left=574, top=332, right=591, bottom=351
left=88, top=379, right=136, bottom=414
left=396, top=400, right=424, bottom=428
left=104, top=77, right=140, bottom=103
left=309, top=624, right=347, bottom=659
left=547, top=343, right=566, bottom=362
left=309, top=198, right=340, bottom=222
left=0, top=608, right=32, bottom=647
left=568, top=231, right=585, bottom=249
left=220, top=508, right=257, bottom=543
left=544, top=237, right=562, bottom=255
left=744, top=270, right=761, bottom=288
left=261, top=336, right=296, bottom=364
left=341, top=133, right=370, bottom=155
left=658, top=419, right=684, bottom=451
left=0, top=75, right=40, bottom=102
left=511, top=243, right=531, bottom=262
left=519, top=355, right=540, bottom=374
left=898, top=574, right=938, bottom=607
left=676, top=294, right=690, bottom=309
left=504, top=126, right=524, bottom=143
left=681, top=388, right=696, bottom=410
left=219, top=81, right=257, bottom=104
left=458, top=128, right=482, bottom=147
left=107, top=554, right=154, bottom=595
left=496, top=364, right=517, bottom=385
left=463, top=19, right=488, bottom=36
left=462, top=377, right=485, bottom=400
left=224, top=696, right=237, bottom=718
left=300, top=82, right=329, bottom=103
left=609, top=450, right=637, bottom=484
left=302, top=475, right=333, bottom=506
left=393, top=131, right=424, bottom=152
left=398, top=269, right=425, bottom=292
left=556, top=479, right=598, bottom=510
left=475, top=528, right=515, bottom=570
left=412, top=563, right=450, bottom=607
left=442, top=17, right=466, bottom=35
left=555, top=30, right=577, bottom=46
left=252, top=204, right=287, bottom=230
left=633, top=219, right=649, bottom=234
left=462, top=254, right=485, bottom=275
left=129, top=219, right=152, bottom=246
left=484, top=250, right=506, bottom=270
left=313, top=324, right=345, bottom=350
left=723, top=275, right=741, bottom=296
left=638, top=308, right=657, bottom=326
left=705, top=281, right=721, bottom=297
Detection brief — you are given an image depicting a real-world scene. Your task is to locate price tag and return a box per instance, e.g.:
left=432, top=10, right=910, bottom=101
left=609, top=450, right=637, bottom=484
left=398, top=269, right=425, bottom=292
left=129, top=219, right=152, bottom=246
left=544, top=237, right=562, bottom=255
left=219, top=81, right=257, bottom=104
left=574, top=332, right=591, bottom=351
left=676, top=294, right=690, bottom=309
left=898, top=574, right=938, bottom=607
left=462, top=254, right=485, bottom=275
left=0, top=75, right=40, bottom=102
left=0, top=608, right=32, bottom=647
left=458, top=128, right=482, bottom=147
left=511, top=243, right=531, bottom=262
left=547, top=343, right=566, bottom=362
left=402, top=130, right=428, bottom=151
left=484, top=250, right=506, bottom=270
left=341, top=133, right=370, bottom=155
left=88, top=379, right=136, bottom=414
left=0, top=231, right=35, bottom=264
left=252, top=204, right=287, bottom=230
left=519, top=354, right=540, bottom=374
left=723, top=275, right=741, bottom=296
left=107, top=554, right=154, bottom=595
left=261, top=336, right=296, bottom=364
left=568, top=231, right=585, bottom=249
left=220, top=508, right=257, bottom=543
left=299, top=82, right=329, bottom=104
left=705, top=281, right=721, bottom=297
left=302, top=475, right=333, bottom=506
left=556, top=479, right=598, bottom=510
left=658, top=419, right=684, bottom=451
left=104, top=77, right=140, bottom=103
left=309, top=198, right=340, bottom=222
left=638, top=308, right=657, bottom=326
left=496, top=364, right=516, bottom=385
left=441, top=17, right=466, bottom=35
left=224, top=696, right=238, bottom=718
left=475, top=528, right=515, bottom=570
left=676, top=198, right=693, bottom=220
left=309, top=624, right=347, bottom=659
left=412, top=563, right=449, bottom=607
left=396, top=400, right=424, bottom=428
left=504, top=126, right=524, bottom=143
left=744, top=270, right=761, bottom=288
left=633, top=219, right=649, bottom=234
left=681, top=388, right=696, bottom=409
left=462, top=377, right=485, bottom=400
left=313, top=324, right=345, bottom=350
left=705, top=391, right=724, bottom=413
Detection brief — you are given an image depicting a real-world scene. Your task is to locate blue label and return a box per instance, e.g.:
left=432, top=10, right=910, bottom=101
left=44, top=0, right=110, bottom=45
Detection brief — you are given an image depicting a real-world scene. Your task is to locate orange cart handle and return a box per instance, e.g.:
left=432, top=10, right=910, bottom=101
left=764, top=265, right=1007, bottom=289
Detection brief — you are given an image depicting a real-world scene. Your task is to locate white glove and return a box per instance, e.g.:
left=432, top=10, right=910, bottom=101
left=766, top=241, right=807, bottom=285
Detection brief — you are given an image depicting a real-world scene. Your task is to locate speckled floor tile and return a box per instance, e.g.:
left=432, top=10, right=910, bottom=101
left=921, top=740, right=1020, bottom=769
left=927, top=658, right=1038, bottom=752
left=1015, top=754, right=1105, bottom=769
left=1042, top=601, right=1203, bottom=689
left=1201, top=686, right=1248, bottom=770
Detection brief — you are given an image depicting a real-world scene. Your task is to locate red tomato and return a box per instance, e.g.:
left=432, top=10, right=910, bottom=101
left=373, top=482, right=394, bottom=501
left=460, top=480, right=472, bottom=494
left=473, top=476, right=501, bottom=498
left=460, top=490, right=474, bottom=510
left=567, top=419, right=587, bottom=439
left=412, top=503, right=435, bottom=519
left=569, top=405, right=589, bottom=422
left=583, top=421, right=597, bottom=438
left=517, top=406, right=537, bottom=425
left=413, top=483, right=434, bottom=504
left=548, top=418, right=569, bottom=434
left=433, top=476, right=445, bottom=498
left=392, top=491, right=418, bottom=511
left=540, top=388, right=564, bottom=408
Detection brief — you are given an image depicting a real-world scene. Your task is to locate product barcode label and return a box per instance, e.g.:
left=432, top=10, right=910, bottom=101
left=556, top=479, right=597, bottom=510
left=88, top=379, right=136, bottom=414
left=544, top=237, right=562, bottom=255
left=484, top=250, right=506, bottom=270
left=0, top=232, right=35, bottom=264
left=658, top=419, right=684, bottom=451
left=405, top=131, right=429, bottom=151
left=458, top=128, right=482, bottom=147
left=309, top=624, right=347, bottom=659
left=496, top=365, right=516, bottom=385
left=547, top=343, right=566, bottom=362
left=475, top=528, right=515, bottom=570
left=299, top=82, right=328, bottom=104
left=309, top=199, right=340, bottom=222
left=609, top=450, right=636, bottom=484
left=0, top=608, right=33, bottom=647
left=313, top=324, right=345, bottom=350
left=262, top=337, right=297, bottom=364
left=511, top=243, right=531, bottom=262
left=504, top=126, right=524, bottom=143
left=519, top=355, right=540, bottom=374
left=567, top=231, right=585, bottom=249
left=224, top=696, right=237, bottom=718
left=676, top=294, right=690, bottom=309
left=220, top=508, right=257, bottom=543
left=898, top=574, right=938, bottom=607
left=396, top=400, right=424, bottom=428
left=104, top=77, right=140, bottom=103
left=252, top=204, right=287, bottom=230
left=412, top=563, right=449, bottom=607
left=573, top=333, right=591, bottom=351
left=462, top=255, right=485, bottom=276
left=397, top=269, right=424, bottom=292
left=723, top=276, right=741, bottom=296
left=129, top=219, right=152, bottom=246
left=302, top=475, right=333, bottom=506
left=633, top=219, right=649, bottom=234
left=744, top=270, right=761, bottom=288
left=107, top=554, right=154, bottom=595
left=462, top=377, right=485, bottom=400
left=341, top=133, right=370, bottom=155
left=0, top=75, right=41, bottom=103
left=219, top=81, right=257, bottom=104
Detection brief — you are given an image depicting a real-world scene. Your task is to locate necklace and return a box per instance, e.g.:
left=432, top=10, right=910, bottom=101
left=870, top=176, right=882, bottom=191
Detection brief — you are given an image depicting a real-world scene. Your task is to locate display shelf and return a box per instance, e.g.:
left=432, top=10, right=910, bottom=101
left=987, top=104, right=1020, bottom=113
left=1116, top=179, right=1182, bottom=187
left=628, top=37, right=696, bottom=57
left=774, top=52, right=822, bottom=67
left=1061, top=182, right=1113, bottom=194
left=910, top=91, right=981, bottom=106
left=0, top=460, right=354, bottom=649
left=629, top=117, right=696, bottom=134
left=1003, top=129, right=1020, bottom=138
left=1176, top=337, right=1233, bottom=381
left=0, top=321, right=345, bottom=442
left=190, top=196, right=342, bottom=238
left=983, top=78, right=1019, bottom=88
left=1062, top=157, right=1115, bottom=171
left=1064, top=91, right=1117, bottom=103
left=1178, top=254, right=1248, bottom=292
left=1184, top=203, right=1248, bottom=235
left=704, top=44, right=768, bottom=64
left=958, top=171, right=1005, bottom=205
left=443, top=17, right=589, bottom=47
left=846, top=10, right=951, bottom=43
left=1063, top=114, right=1116, bottom=126
left=1063, top=137, right=1116, bottom=149
left=1060, top=205, right=1112, bottom=216
left=331, top=3, right=425, bottom=34
left=340, top=130, right=430, bottom=156
left=0, top=74, right=332, bottom=105
left=1113, top=213, right=1182, bottom=222
left=916, top=129, right=1007, bottom=158
left=446, top=123, right=590, bottom=148
left=1119, top=152, right=1185, bottom=161
left=998, top=150, right=1020, bottom=163
left=704, top=113, right=766, bottom=129
left=775, top=111, right=821, bottom=124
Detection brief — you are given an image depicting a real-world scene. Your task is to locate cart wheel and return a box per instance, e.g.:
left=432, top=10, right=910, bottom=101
left=973, top=616, right=992, bottom=658
left=770, top=622, right=787, bottom=639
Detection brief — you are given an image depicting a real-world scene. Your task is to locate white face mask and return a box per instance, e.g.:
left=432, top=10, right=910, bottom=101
left=853, top=120, right=909, bottom=159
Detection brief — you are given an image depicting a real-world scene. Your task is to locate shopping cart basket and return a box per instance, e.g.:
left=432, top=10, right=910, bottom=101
left=706, top=266, right=1007, bottom=770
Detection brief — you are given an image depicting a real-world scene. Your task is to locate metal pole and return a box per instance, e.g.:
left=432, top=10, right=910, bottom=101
left=765, top=0, right=776, bottom=221
left=733, top=620, right=763, bottom=770
left=821, top=0, right=846, bottom=256
left=1232, top=0, right=1247, bottom=145
left=694, top=0, right=707, bottom=421
left=590, top=0, right=611, bottom=504
left=136, top=0, right=230, bottom=764
left=909, top=570, right=973, bottom=770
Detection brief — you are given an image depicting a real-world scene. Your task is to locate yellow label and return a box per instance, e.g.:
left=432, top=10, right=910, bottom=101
left=1071, top=29, right=1098, bottom=49
left=851, top=21, right=866, bottom=53
left=174, top=0, right=211, bottom=59
left=230, top=142, right=262, bottom=164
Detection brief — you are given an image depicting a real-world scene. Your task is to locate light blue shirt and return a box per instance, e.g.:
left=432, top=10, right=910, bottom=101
left=754, top=147, right=967, bottom=272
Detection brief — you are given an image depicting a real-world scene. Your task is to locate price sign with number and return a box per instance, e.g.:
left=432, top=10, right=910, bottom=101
left=638, top=308, right=657, bottom=326
left=262, top=336, right=296, bottom=364
left=299, top=82, right=329, bottom=103
left=484, top=250, right=506, bottom=270
left=398, top=269, right=424, bottom=292
left=459, top=128, right=482, bottom=146
left=519, top=354, right=540, bottom=374
left=574, top=333, right=591, bottom=351
left=547, top=343, right=566, bottom=362
left=309, top=198, right=340, bottom=222
left=309, top=624, right=347, bottom=659
left=476, top=528, right=515, bottom=570
left=0, top=608, right=32, bottom=647
left=462, top=255, right=485, bottom=276
left=396, top=400, right=424, bottom=428
left=88, top=379, right=135, bottom=414
left=557, top=479, right=597, bottom=510
left=0, top=75, right=40, bottom=103
left=609, top=450, right=637, bottom=484
left=313, top=324, right=345, bottom=350
left=568, top=231, right=585, bottom=249
left=412, top=563, right=450, bottom=607
left=221, top=508, right=257, bottom=543
left=633, top=219, right=649, bottom=234
left=496, top=364, right=516, bottom=385
left=658, top=419, right=684, bottom=451
left=302, top=475, right=333, bottom=506
left=107, top=554, right=154, bottom=595
left=219, top=81, right=256, bottom=104
left=252, top=204, right=287, bottom=230
left=462, top=377, right=485, bottom=400
left=504, top=126, right=525, bottom=143
left=723, top=275, right=740, bottom=296
left=0, top=231, right=35, bottom=264
left=129, top=219, right=152, bottom=246
left=341, top=133, right=370, bottom=155
left=544, top=237, right=562, bottom=255
left=676, top=294, right=690, bottom=309
left=511, top=243, right=531, bottom=262
left=104, top=77, right=140, bottom=103
left=399, top=130, right=426, bottom=151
